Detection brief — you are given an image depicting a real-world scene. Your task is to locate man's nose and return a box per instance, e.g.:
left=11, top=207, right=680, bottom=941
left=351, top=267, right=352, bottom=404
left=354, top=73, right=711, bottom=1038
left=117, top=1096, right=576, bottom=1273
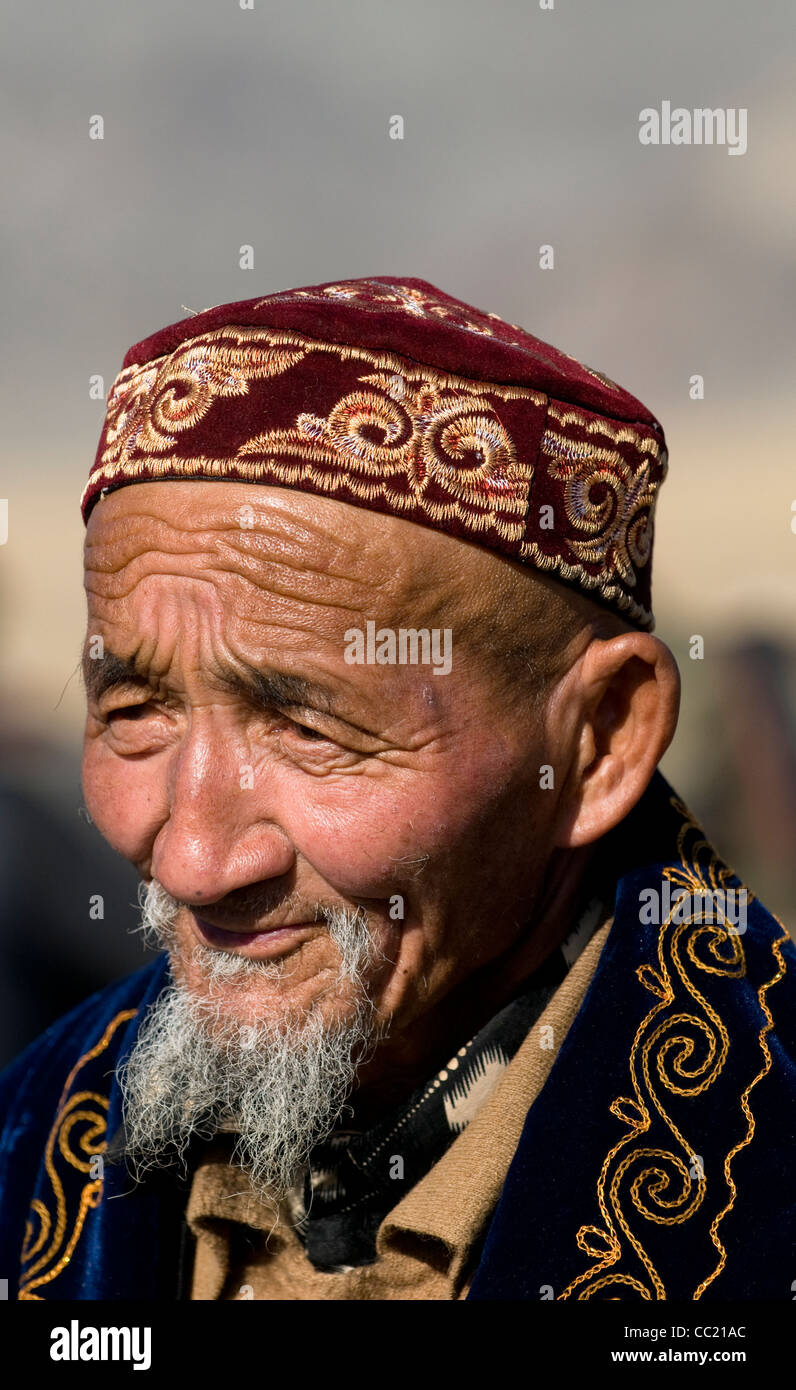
left=149, top=727, right=296, bottom=905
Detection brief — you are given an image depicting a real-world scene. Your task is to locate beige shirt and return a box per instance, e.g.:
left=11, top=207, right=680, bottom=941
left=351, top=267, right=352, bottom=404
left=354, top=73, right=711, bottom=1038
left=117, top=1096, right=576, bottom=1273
left=188, top=919, right=611, bottom=1300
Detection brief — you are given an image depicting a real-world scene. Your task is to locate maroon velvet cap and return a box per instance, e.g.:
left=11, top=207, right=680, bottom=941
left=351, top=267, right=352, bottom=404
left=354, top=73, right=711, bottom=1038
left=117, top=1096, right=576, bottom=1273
left=82, top=275, right=668, bottom=628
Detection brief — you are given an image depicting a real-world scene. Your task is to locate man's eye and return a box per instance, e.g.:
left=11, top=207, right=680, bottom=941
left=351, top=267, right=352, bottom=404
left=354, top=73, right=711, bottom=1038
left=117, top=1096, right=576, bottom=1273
left=107, top=703, right=152, bottom=722
left=290, top=721, right=328, bottom=742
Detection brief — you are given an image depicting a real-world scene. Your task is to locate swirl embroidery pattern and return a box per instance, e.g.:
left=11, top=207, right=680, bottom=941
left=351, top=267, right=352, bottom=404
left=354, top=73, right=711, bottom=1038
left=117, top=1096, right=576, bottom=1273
left=81, top=320, right=666, bottom=627
left=237, top=363, right=542, bottom=541
left=83, top=327, right=543, bottom=547
left=18, top=1009, right=136, bottom=1299
left=558, top=797, right=788, bottom=1300
left=529, top=404, right=661, bottom=582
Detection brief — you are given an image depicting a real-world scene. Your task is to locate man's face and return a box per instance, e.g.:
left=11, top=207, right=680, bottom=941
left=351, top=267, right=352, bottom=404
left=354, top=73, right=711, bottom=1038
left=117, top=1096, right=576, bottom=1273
left=82, top=481, right=563, bottom=1049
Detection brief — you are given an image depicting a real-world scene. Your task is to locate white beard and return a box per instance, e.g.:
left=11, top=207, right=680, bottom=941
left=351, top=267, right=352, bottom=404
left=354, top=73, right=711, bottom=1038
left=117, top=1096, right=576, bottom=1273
left=118, top=882, right=387, bottom=1209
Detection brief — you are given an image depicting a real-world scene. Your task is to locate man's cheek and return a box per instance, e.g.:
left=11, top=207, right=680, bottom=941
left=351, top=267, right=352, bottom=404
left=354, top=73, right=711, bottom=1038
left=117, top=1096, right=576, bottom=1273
left=82, top=747, right=163, bottom=865
left=291, top=791, right=463, bottom=900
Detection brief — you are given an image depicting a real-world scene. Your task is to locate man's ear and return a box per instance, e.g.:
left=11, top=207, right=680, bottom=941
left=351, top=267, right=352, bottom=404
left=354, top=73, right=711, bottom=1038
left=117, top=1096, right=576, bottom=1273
left=550, top=632, right=681, bottom=849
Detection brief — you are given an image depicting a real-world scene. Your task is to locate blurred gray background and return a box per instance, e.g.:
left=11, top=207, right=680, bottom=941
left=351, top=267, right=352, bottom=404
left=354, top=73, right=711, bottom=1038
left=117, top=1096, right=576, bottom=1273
left=1, top=0, right=794, bottom=1064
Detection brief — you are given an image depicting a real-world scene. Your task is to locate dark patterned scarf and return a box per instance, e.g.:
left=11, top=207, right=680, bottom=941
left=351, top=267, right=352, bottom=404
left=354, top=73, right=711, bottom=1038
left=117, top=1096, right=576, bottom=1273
left=286, top=894, right=607, bottom=1272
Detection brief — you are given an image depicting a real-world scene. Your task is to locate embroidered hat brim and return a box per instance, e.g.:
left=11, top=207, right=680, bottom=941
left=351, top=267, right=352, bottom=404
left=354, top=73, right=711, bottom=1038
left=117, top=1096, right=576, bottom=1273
left=82, top=276, right=667, bottom=629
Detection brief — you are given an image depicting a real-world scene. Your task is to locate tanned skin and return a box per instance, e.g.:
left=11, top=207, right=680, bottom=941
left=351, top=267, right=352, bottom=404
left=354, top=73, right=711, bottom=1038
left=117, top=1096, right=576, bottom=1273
left=82, top=481, right=680, bottom=1113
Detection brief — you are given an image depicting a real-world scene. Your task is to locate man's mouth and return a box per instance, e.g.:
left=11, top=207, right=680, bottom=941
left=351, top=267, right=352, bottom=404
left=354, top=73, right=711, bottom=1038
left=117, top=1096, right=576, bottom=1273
left=190, top=913, right=320, bottom=958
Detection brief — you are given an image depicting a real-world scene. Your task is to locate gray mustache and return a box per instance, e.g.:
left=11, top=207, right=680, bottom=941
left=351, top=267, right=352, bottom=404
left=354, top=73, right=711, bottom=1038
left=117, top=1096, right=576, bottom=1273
left=133, top=879, right=385, bottom=987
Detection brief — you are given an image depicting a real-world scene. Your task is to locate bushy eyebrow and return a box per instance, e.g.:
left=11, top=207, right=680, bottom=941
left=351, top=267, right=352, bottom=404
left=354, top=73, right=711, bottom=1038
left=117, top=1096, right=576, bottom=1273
left=82, top=651, right=145, bottom=703
left=81, top=649, right=337, bottom=716
left=225, top=665, right=335, bottom=715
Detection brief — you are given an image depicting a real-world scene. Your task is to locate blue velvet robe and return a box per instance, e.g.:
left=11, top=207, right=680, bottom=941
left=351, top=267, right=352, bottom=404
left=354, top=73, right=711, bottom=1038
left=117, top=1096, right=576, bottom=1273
left=1, top=773, right=793, bottom=1300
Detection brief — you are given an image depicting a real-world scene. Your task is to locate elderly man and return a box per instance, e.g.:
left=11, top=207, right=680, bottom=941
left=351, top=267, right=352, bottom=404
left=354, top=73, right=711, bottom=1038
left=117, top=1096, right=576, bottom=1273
left=0, top=277, right=793, bottom=1302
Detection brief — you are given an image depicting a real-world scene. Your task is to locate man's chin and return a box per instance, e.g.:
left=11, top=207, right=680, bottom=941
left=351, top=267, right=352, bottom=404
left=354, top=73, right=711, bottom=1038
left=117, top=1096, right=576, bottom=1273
left=168, top=942, right=376, bottom=1037
left=119, top=939, right=386, bottom=1202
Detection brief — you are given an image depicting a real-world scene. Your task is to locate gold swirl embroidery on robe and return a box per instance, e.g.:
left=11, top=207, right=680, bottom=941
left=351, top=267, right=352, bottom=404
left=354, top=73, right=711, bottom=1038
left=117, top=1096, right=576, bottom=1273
left=693, top=925, right=789, bottom=1300
left=18, top=1009, right=137, bottom=1300
left=558, top=797, right=788, bottom=1301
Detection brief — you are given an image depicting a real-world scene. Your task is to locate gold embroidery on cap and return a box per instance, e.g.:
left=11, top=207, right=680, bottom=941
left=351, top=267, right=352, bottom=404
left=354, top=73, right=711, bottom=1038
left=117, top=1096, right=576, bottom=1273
left=254, top=280, right=501, bottom=339
left=83, top=323, right=664, bottom=628
left=99, top=340, right=306, bottom=468
left=83, top=328, right=544, bottom=547
left=239, top=366, right=537, bottom=540
left=520, top=404, right=665, bottom=606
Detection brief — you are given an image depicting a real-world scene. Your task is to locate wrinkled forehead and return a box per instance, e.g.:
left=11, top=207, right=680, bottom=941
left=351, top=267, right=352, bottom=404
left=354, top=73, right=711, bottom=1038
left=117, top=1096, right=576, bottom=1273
left=82, top=478, right=518, bottom=629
